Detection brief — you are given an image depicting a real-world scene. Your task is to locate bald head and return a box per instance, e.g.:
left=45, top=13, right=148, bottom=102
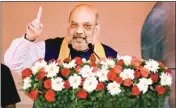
left=67, top=4, right=100, bottom=51
left=69, top=4, right=99, bottom=24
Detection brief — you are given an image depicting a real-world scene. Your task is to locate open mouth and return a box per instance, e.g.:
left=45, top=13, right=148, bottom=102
left=73, top=37, right=86, bottom=40
left=73, top=36, right=86, bottom=43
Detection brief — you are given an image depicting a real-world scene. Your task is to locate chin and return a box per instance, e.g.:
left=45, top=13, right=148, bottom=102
left=74, top=47, right=84, bottom=51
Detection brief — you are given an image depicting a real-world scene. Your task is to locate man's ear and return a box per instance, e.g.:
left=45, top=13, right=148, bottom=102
left=95, top=23, right=100, bottom=33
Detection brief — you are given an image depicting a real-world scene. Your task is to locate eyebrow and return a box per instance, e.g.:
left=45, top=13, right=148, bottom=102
left=71, top=21, right=92, bottom=24
left=71, top=21, right=78, bottom=23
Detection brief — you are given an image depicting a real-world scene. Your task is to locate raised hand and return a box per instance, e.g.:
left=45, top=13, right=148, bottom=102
left=26, top=6, right=44, bottom=41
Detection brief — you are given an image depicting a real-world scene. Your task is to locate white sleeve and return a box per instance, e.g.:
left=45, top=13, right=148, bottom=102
left=116, top=53, right=120, bottom=59
left=4, top=36, right=45, bottom=74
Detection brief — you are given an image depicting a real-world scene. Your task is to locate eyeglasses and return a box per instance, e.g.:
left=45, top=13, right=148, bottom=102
left=69, top=22, right=97, bottom=31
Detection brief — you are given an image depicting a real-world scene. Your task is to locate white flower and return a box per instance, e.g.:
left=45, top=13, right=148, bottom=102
left=62, top=63, right=69, bottom=68
left=51, top=77, right=64, bottom=91
left=144, top=59, right=159, bottom=73
left=107, top=81, right=121, bottom=95
left=69, top=59, right=76, bottom=68
left=100, top=58, right=115, bottom=68
left=160, top=72, right=172, bottom=86
left=69, top=74, right=81, bottom=89
left=137, top=78, right=152, bottom=94
left=82, top=58, right=90, bottom=63
left=23, top=77, right=32, bottom=90
left=63, top=59, right=76, bottom=68
left=96, top=66, right=109, bottom=82
left=80, top=65, right=95, bottom=78
left=83, top=77, right=98, bottom=93
left=45, top=62, right=59, bottom=78
left=120, top=69, right=135, bottom=80
left=31, top=60, right=47, bottom=75
left=118, top=55, right=132, bottom=66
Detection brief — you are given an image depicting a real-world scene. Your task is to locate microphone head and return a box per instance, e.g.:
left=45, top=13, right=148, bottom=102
left=68, top=44, right=72, bottom=49
left=88, top=43, right=93, bottom=49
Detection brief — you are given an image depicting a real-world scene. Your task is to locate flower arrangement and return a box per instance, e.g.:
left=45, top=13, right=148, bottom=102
left=21, top=55, right=172, bottom=108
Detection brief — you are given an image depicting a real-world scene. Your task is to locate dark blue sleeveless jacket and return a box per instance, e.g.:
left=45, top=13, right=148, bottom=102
left=44, top=37, right=117, bottom=62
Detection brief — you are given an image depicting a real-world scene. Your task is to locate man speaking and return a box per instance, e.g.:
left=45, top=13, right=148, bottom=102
left=4, top=4, right=118, bottom=73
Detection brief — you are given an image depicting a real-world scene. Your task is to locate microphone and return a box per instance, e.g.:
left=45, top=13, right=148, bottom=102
left=68, top=44, right=72, bottom=49
left=68, top=44, right=72, bottom=58
left=88, top=43, right=100, bottom=59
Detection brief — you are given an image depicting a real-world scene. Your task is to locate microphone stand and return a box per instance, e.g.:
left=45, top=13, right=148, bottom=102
left=88, top=43, right=100, bottom=59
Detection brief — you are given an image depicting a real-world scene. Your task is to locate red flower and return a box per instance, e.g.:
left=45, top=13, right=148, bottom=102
left=165, top=69, right=172, bottom=74
left=80, top=77, right=86, bottom=87
left=92, top=67, right=98, bottom=73
left=107, top=69, right=117, bottom=81
left=132, top=85, right=140, bottom=96
left=76, top=89, right=88, bottom=99
left=96, top=82, right=104, bottom=91
left=74, top=65, right=81, bottom=73
left=158, top=61, right=165, bottom=67
left=114, top=65, right=122, bottom=74
left=116, top=59, right=124, bottom=66
left=137, top=66, right=143, bottom=70
left=44, top=89, right=55, bottom=102
left=150, top=73, right=158, bottom=83
left=22, top=68, right=32, bottom=79
left=90, top=61, right=97, bottom=67
left=90, top=54, right=96, bottom=62
left=61, top=68, right=70, bottom=78
left=28, top=90, right=39, bottom=100
left=63, top=57, right=71, bottom=63
left=115, top=77, right=123, bottom=84
left=75, top=57, right=83, bottom=65
left=123, top=78, right=132, bottom=87
left=134, top=71, right=141, bottom=79
left=131, top=56, right=142, bottom=68
left=37, top=70, right=46, bottom=81
left=140, top=67, right=150, bottom=78
left=107, top=56, right=113, bottom=59
left=57, top=59, right=63, bottom=66
left=155, top=85, right=166, bottom=95
left=64, top=80, right=70, bottom=89
left=44, top=79, right=51, bottom=89
left=49, top=59, right=57, bottom=63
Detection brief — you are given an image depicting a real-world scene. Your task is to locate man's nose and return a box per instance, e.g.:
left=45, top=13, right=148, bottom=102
left=76, top=26, right=84, bottom=34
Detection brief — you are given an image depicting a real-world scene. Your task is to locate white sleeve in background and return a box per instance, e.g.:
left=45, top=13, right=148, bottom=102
left=4, top=36, right=45, bottom=74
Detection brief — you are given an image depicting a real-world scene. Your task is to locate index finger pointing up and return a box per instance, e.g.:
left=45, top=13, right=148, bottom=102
left=36, top=6, right=42, bottom=20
